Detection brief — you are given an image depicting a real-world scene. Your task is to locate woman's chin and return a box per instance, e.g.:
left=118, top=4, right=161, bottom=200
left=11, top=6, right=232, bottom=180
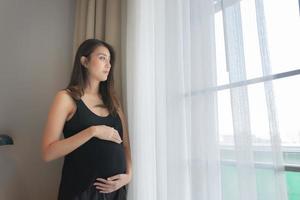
left=99, top=77, right=108, bottom=82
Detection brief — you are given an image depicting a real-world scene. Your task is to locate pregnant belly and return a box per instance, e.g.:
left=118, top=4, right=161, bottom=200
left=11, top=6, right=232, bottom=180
left=67, top=138, right=127, bottom=179
left=92, top=138, right=127, bottom=178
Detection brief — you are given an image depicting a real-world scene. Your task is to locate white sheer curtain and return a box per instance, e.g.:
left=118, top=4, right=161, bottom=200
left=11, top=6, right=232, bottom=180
left=122, top=0, right=220, bottom=199
left=121, top=0, right=288, bottom=199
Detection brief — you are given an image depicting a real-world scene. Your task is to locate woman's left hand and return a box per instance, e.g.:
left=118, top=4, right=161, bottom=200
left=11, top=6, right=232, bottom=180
left=93, top=173, right=131, bottom=193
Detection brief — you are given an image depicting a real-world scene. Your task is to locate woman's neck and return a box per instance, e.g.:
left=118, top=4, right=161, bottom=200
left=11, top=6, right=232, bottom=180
left=84, top=79, right=101, bottom=96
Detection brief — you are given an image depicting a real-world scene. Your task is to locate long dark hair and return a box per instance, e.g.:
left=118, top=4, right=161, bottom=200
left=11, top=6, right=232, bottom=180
left=63, top=39, right=121, bottom=117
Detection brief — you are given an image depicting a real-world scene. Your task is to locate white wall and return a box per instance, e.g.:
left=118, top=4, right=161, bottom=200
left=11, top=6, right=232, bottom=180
left=0, top=0, right=75, bottom=199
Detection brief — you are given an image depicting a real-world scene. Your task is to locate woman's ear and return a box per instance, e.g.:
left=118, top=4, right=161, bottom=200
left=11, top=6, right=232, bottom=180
left=80, top=56, right=88, bottom=68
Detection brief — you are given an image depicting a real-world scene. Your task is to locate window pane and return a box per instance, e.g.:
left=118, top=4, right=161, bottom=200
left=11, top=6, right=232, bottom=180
left=264, top=0, right=300, bottom=74
left=273, top=74, right=300, bottom=166
left=218, top=89, right=234, bottom=145
left=248, top=83, right=270, bottom=146
left=273, top=75, right=300, bottom=147
left=221, top=165, right=239, bottom=200
left=214, top=0, right=300, bottom=87
left=248, top=83, right=273, bottom=163
left=285, top=171, right=300, bottom=199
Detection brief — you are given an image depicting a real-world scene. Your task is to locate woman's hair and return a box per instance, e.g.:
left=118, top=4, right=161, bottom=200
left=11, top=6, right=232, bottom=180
left=63, top=38, right=121, bottom=117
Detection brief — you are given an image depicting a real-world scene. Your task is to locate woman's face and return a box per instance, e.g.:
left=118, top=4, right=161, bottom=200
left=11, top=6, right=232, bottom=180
left=82, top=45, right=111, bottom=82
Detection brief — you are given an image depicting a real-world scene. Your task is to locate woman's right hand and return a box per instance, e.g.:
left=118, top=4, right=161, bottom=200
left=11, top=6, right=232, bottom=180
left=90, top=125, right=122, bottom=144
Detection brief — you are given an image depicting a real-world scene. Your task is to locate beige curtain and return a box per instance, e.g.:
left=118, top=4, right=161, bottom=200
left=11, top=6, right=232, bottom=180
left=73, top=0, right=123, bottom=103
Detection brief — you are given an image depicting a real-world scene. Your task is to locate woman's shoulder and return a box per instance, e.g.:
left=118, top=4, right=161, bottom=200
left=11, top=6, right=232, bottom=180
left=53, top=89, right=78, bottom=111
left=56, top=89, right=76, bottom=101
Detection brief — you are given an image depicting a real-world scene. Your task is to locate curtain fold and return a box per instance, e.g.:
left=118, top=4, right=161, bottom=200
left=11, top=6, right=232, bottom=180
left=73, top=0, right=123, bottom=102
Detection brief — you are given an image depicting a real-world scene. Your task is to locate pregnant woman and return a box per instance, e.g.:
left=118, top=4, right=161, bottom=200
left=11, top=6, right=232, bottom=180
left=41, top=39, right=132, bottom=200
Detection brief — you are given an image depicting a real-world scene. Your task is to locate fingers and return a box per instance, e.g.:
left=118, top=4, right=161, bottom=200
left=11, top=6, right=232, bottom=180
left=94, top=178, right=119, bottom=193
left=112, top=134, right=122, bottom=143
left=95, top=183, right=113, bottom=193
left=107, top=174, right=121, bottom=181
left=95, top=126, right=122, bottom=144
left=96, top=178, right=115, bottom=186
left=112, top=137, right=122, bottom=144
left=111, top=129, right=122, bottom=144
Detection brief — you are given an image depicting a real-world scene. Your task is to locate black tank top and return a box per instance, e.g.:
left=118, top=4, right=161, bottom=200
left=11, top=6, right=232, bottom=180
left=57, top=97, right=127, bottom=200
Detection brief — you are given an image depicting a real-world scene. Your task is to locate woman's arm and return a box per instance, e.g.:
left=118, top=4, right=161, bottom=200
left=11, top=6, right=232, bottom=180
left=41, top=90, right=94, bottom=162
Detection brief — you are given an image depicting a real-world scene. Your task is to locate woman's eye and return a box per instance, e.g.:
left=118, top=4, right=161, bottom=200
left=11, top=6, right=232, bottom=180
left=99, top=56, right=106, bottom=60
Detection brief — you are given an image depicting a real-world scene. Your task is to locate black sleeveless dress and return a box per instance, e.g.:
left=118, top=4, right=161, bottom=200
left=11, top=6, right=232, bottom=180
left=57, top=98, right=127, bottom=200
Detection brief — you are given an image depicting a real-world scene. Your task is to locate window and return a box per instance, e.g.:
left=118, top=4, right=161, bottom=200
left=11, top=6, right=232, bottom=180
left=213, top=0, right=300, bottom=199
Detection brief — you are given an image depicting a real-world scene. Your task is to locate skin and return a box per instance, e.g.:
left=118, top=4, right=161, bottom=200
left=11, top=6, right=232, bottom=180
left=41, top=45, right=132, bottom=194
